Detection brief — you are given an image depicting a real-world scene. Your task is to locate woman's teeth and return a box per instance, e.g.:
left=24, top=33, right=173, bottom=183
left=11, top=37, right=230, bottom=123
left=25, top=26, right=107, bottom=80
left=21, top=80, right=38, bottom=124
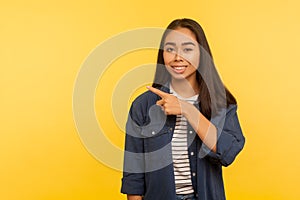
left=174, top=66, right=185, bottom=70
left=172, top=66, right=186, bottom=73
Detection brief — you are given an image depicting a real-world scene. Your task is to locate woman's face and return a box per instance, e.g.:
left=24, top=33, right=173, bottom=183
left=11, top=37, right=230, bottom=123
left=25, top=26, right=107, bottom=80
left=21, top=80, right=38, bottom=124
left=163, top=27, right=200, bottom=82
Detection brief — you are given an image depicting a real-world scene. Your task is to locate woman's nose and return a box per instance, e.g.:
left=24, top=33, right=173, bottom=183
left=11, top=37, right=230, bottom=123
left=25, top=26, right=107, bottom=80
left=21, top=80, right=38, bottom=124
left=174, top=52, right=184, bottom=61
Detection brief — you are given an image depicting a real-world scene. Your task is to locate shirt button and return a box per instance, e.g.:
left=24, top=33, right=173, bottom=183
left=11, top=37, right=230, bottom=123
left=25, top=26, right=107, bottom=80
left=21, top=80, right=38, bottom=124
left=189, top=130, right=193, bottom=134
left=191, top=152, right=194, bottom=156
left=192, top=172, right=196, bottom=177
left=169, top=127, right=173, bottom=131
left=151, top=131, right=155, bottom=135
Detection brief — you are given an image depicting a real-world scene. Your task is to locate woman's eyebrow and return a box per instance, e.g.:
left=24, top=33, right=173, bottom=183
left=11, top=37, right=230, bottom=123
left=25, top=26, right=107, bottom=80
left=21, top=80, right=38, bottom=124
left=182, top=42, right=196, bottom=46
left=164, top=41, right=196, bottom=46
left=164, top=42, right=176, bottom=46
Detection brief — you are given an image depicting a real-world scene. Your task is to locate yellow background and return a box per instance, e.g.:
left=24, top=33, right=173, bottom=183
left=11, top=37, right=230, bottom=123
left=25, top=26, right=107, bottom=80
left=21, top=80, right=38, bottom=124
left=1, top=0, right=300, bottom=199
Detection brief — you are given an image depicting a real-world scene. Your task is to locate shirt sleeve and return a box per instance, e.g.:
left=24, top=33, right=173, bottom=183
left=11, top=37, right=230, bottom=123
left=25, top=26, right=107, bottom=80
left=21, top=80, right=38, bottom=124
left=200, top=104, right=245, bottom=167
left=121, top=101, right=146, bottom=195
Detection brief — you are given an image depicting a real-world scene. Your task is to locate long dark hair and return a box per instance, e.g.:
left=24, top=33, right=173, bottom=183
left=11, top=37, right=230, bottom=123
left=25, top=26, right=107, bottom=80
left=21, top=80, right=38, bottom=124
left=152, top=18, right=236, bottom=120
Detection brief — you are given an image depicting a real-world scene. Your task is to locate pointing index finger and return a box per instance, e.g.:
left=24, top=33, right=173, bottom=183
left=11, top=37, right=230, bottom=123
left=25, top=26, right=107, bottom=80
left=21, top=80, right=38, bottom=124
left=146, top=86, right=168, bottom=98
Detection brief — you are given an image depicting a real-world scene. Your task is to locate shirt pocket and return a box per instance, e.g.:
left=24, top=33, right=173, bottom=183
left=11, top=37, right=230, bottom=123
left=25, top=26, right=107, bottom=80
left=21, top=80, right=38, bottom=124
left=143, top=125, right=173, bottom=152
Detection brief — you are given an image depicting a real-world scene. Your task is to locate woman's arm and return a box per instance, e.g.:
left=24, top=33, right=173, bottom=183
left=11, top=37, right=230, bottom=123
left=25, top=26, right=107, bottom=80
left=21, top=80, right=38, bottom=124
left=146, top=86, right=245, bottom=165
left=147, top=86, right=217, bottom=152
left=121, top=100, right=146, bottom=196
left=180, top=100, right=217, bottom=152
left=183, top=102, right=245, bottom=166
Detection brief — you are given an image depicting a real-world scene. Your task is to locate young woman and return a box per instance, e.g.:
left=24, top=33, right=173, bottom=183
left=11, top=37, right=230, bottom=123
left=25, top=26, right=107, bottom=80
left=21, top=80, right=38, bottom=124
left=121, top=18, right=245, bottom=200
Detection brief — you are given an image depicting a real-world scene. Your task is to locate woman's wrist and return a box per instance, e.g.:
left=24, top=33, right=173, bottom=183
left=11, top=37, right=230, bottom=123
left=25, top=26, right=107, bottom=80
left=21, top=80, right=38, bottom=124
left=180, top=100, right=196, bottom=117
left=127, top=194, right=143, bottom=200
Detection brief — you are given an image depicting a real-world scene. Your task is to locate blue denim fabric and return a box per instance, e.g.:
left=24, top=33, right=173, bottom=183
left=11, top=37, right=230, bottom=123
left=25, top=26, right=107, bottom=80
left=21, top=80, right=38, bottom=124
left=176, top=194, right=196, bottom=200
left=121, top=86, right=245, bottom=200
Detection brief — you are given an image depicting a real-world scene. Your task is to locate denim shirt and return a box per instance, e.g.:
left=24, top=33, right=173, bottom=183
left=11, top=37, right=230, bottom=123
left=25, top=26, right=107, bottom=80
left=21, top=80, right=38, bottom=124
left=121, top=86, right=245, bottom=200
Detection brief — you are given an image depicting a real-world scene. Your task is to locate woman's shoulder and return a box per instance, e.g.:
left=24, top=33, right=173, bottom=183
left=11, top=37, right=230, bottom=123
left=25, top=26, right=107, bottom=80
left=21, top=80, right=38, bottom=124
left=128, top=90, right=159, bottom=125
left=226, top=104, right=239, bottom=117
left=131, top=90, right=158, bottom=108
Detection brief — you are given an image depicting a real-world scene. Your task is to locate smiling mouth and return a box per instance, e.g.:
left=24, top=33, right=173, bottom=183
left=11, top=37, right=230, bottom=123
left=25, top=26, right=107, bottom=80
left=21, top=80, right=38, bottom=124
left=171, top=65, right=187, bottom=74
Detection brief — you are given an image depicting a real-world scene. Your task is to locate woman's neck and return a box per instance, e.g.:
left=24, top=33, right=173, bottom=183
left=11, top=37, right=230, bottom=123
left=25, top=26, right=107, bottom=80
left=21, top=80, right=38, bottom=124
left=170, top=78, right=199, bottom=98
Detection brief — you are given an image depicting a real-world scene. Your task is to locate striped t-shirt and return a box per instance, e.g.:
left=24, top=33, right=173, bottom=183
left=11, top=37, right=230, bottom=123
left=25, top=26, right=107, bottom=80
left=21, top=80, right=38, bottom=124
left=170, top=86, right=199, bottom=195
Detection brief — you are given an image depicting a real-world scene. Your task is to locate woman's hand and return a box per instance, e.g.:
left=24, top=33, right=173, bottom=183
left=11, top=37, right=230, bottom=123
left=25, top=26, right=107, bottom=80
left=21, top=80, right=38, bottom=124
left=147, top=86, right=185, bottom=115
left=147, top=86, right=217, bottom=152
left=127, top=195, right=143, bottom=200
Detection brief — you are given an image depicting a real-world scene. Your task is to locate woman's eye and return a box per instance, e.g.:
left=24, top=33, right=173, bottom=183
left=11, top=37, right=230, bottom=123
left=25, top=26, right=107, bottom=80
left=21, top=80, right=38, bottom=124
left=183, top=48, right=193, bottom=52
left=165, top=47, right=175, bottom=52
